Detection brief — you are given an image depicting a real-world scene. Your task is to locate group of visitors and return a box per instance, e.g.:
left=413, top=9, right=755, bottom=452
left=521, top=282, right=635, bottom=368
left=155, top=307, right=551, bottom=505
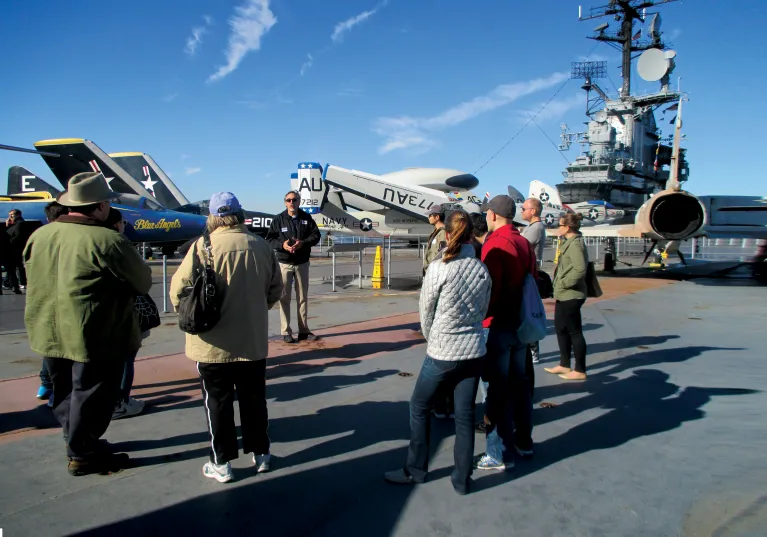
left=21, top=173, right=589, bottom=493
left=384, top=196, right=591, bottom=494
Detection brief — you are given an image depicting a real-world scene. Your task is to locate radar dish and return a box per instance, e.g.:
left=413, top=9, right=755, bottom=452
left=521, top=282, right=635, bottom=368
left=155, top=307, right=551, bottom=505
left=664, top=50, right=677, bottom=59
left=594, top=110, right=608, bottom=123
left=637, top=48, right=668, bottom=82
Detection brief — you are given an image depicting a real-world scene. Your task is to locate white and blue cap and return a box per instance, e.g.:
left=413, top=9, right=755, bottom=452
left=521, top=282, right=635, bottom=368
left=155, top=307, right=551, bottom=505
left=209, top=192, right=242, bottom=216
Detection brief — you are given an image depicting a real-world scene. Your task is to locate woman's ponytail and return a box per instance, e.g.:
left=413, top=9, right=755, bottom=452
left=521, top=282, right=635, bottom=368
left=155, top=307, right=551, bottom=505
left=442, top=210, right=474, bottom=262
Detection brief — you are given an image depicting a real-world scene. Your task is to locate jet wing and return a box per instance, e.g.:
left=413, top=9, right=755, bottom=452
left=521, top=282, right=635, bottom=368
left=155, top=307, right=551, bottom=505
left=323, top=165, right=446, bottom=222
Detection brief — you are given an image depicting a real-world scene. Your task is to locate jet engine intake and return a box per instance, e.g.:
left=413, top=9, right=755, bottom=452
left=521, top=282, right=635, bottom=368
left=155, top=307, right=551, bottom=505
left=636, top=189, right=706, bottom=240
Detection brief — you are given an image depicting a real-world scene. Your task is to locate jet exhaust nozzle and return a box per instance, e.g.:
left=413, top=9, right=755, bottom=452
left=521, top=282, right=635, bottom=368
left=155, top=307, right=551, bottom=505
left=637, top=189, right=706, bottom=240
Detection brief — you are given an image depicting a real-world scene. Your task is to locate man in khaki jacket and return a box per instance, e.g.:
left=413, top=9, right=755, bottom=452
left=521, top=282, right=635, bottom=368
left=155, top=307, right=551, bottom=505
left=423, top=204, right=447, bottom=275
left=171, top=192, right=283, bottom=483
left=24, top=172, right=152, bottom=476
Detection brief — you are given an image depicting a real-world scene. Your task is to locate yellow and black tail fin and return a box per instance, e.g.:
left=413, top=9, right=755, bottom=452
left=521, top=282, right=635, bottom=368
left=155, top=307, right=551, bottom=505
left=33, top=138, right=161, bottom=204
left=7, top=166, right=61, bottom=196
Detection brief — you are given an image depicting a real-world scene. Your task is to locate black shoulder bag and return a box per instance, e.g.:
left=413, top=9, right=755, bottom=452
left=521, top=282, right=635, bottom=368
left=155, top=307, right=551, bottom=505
left=178, top=233, right=221, bottom=334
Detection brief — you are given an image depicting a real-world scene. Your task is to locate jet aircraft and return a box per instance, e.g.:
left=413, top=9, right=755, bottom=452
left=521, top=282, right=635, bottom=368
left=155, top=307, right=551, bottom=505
left=290, top=162, right=483, bottom=238
left=3, top=166, right=207, bottom=252
left=31, top=139, right=274, bottom=237
left=527, top=180, right=627, bottom=226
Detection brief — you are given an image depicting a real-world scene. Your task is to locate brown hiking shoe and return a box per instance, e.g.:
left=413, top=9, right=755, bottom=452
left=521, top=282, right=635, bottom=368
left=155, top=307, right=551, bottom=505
left=68, top=453, right=130, bottom=476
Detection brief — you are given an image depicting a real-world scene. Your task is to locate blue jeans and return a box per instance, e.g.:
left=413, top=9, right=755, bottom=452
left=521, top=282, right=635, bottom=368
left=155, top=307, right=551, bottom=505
left=40, top=360, right=53, bottom=390
left=484, top=328, right=532, bottom=462
left=119, top=350, right=139, bottom=403
left=406, top=356, right=482, bottom=494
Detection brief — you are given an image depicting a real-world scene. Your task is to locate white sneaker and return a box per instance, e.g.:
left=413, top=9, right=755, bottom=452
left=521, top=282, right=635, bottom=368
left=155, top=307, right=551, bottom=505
left=252, top=453, right=271, bottom=473
left=203, top=461, right=233, bottom=483
left=112, top=397, right=145, bottom=420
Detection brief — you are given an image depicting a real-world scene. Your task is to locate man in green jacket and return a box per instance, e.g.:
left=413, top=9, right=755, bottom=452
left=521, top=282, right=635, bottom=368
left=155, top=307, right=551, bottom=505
left=24, top=172, right=152, bottom=476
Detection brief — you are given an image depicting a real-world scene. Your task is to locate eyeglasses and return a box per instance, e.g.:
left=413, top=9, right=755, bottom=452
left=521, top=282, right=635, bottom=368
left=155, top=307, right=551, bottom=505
left=558, top=223, right=567, bottom=227
left=285, top=198, right=298, bottom=203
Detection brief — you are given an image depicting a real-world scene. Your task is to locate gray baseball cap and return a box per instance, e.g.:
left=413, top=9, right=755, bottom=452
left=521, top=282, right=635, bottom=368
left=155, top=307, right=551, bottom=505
left=487, top=195, right=516, bottom=219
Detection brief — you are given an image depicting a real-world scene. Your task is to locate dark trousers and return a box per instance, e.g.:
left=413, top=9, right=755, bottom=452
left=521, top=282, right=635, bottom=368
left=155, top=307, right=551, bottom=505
left=484, top=329, right=532, bottom=459
left=555, top=299, right=588, bottom=373
left=44, top=358, right=123, bottom=461
left=524, top=345, right=536, bottom=400
left=5, top=256, right=25, bottom=289
left=118, top=350, right=140, bottom=403
left=406, top=356, right=481, bottom=494
left=197, top=360, right=270, bottom=465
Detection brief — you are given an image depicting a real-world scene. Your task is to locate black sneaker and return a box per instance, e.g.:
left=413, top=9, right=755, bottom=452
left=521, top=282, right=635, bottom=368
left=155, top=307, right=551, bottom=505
left=283, top=335, right=297, bottom=344
left=68, top=453, right=130, bottom=476
left=298, top=332, right=319, bottom=341
left=474, top=420, right=488, bottom=434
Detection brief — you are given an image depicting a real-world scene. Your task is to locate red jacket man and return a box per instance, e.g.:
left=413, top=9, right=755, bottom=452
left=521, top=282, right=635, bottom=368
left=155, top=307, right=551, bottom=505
left=481, top=200, right=537, bottom=330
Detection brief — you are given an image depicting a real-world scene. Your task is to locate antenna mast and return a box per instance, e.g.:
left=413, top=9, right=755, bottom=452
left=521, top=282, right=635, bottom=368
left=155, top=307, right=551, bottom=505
left=578, top=0, right=679, bottom=97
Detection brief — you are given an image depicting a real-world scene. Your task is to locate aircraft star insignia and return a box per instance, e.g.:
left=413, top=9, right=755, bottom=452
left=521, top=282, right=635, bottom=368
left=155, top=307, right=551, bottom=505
left=539, top=191, right=550, bottom=203
left=142, top=178, right=158, bottom=194
left=360, top=218, right=373, bottom=232
left=545, top=213, right=555, bottom=226
left=588, top=208, right=599, bottom=220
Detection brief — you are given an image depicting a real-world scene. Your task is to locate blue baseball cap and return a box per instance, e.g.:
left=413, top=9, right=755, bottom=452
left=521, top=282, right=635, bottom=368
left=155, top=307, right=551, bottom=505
left=209, top=192, right=242, bottom=216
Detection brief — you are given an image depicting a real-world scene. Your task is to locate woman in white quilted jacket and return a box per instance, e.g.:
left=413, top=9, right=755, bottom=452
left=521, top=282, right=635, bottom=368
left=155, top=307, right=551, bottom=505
left=384, top=209, right=492, bottom=495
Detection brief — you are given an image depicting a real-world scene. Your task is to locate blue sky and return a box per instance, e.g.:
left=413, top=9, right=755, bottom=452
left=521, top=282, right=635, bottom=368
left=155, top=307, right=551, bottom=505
left=1, top=0, right=765, bottom=213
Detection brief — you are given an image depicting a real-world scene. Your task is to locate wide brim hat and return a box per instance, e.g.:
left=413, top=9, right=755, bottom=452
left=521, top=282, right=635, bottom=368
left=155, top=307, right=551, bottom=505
left=57, top=172, right=119, bottom=207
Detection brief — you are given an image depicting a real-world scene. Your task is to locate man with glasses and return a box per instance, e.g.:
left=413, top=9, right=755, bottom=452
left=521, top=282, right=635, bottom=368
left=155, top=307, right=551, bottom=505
left=521, top=198, right=546, bottom=365
left=265, top=191, right=321, bottom=344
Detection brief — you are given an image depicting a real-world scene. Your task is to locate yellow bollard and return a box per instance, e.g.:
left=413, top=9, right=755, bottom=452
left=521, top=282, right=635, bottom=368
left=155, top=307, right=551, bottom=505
left=372, top=246, right=384, bottom=289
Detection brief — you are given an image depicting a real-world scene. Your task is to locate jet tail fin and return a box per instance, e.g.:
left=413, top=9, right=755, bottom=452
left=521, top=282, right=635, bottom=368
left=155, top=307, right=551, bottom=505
left=291, top=162, right=327, bottom=214
left=7, top=166, right=61, bottom=196
left=529, top=180, right=563, bottom=209
left=109, top=152, right=189, bottom=209
left=32, top=138, right=161, bottom=204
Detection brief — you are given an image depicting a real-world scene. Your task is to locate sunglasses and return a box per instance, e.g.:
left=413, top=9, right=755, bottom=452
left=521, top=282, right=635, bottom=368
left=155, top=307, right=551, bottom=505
left=285, top=198, right=298, bottom=203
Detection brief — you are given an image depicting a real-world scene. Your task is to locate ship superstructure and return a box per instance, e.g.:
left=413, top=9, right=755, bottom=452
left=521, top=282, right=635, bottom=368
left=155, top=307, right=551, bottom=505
left=557, top=0, right=688, bottom=209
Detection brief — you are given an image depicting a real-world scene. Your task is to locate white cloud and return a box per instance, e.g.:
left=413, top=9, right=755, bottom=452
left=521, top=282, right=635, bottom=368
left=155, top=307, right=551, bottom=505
left=300, top=53, right=313, bottom=76
left=185, top=16, right=214, bottom=56
left=236, top=99, right=267, bottom=110
left=180, top=153, right=189, bottom=161
left=373, top=72, right=569, bottom=154
left=185, top=167, right=202, bottom=175
left=331, top=2, right=387, bottom=43
left=337, top=82, right=364, bottom=97
left=185, top=27, right=207, bottom=55
left=208, top=0, right=277, bottom=83
left=668, top=28, right=681, bottom=40
left=162, top=93, right=178, bottom=103
left=517, top=93, right=583, bottom=123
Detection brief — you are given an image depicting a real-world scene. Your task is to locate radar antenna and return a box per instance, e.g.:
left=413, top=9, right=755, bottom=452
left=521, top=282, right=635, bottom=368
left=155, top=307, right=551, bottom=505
left=578, top=0, right=680, bottom=97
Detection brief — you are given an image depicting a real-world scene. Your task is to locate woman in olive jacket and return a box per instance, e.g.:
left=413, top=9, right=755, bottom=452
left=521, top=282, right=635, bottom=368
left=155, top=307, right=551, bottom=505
left=545, top=213, right=589, bottom=380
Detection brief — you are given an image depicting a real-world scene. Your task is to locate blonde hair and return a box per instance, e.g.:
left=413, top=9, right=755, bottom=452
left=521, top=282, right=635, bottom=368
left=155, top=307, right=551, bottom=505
left=442, top=210, right=473, bottom=263
left=207, top=211, right=244, bottom=232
